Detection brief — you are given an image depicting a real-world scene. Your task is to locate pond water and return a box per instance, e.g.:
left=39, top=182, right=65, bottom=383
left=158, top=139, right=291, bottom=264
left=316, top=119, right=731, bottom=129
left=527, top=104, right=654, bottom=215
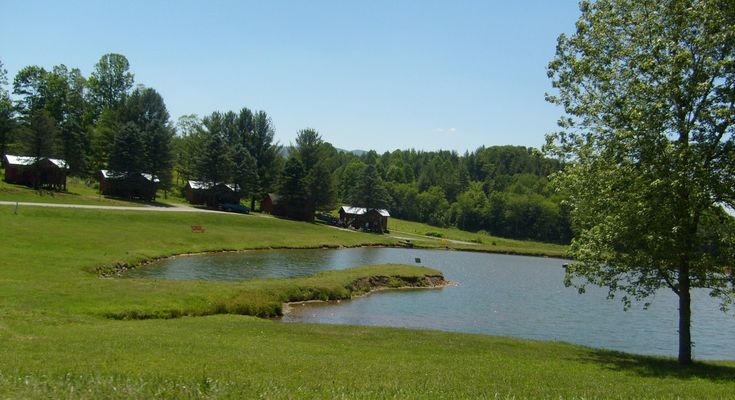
left=128, top=247, right=734, bottom=360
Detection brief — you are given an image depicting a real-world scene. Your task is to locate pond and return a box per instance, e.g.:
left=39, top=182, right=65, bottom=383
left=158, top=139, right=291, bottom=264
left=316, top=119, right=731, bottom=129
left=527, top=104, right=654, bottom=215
left=128, top=247, right=734, bottom=360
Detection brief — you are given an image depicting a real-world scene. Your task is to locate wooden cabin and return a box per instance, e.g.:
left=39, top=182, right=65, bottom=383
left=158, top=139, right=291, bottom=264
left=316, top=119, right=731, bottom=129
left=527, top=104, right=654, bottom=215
left=184, top=180, right=241, bottom=206
left=339, top=206, right=390, bottom=233
left=3, top=155, right=67, bottom=190
left=99, top=170, right=158, bottom=201
left=261, top=193, right=285, bottom=215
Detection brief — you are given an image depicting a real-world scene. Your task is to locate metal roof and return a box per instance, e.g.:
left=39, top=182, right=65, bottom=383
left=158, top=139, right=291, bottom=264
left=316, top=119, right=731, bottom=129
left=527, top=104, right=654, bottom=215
left=101, top=170, right=160, bottom=183
left=4, top=155, right=67, bottom=169
left=188, top=180, right=239, bottom=192
left=339, top=205, right=390, bottom=217
left=141, top=173, right=161, bottom=183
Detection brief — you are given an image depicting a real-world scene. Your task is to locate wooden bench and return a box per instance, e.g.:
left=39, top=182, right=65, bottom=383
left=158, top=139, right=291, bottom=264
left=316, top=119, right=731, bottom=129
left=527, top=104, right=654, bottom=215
left=191, top=225, right=205, bottom=233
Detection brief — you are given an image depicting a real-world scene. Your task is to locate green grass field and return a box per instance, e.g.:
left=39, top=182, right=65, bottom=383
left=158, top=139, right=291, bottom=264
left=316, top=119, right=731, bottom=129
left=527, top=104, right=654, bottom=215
left=388, top=217, right=568, bottom=257
left=1, top=205, right=734, bottom=398
left=0, top=174, right=150, bottom=206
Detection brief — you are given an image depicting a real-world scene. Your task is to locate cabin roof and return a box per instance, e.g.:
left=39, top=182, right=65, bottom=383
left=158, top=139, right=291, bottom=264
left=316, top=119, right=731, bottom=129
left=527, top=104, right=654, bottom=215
left=339, top=205, right=390, bottom=217
left=4, top=155, right=67, bottom=169
left=187, top=180, right=239, bottom=192
left=101, top=170, right=160, bottom=183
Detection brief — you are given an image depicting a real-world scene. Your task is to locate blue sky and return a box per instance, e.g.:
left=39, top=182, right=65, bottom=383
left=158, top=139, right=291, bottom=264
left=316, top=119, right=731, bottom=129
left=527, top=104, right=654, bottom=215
left=1, top=1, right=581, bottom=153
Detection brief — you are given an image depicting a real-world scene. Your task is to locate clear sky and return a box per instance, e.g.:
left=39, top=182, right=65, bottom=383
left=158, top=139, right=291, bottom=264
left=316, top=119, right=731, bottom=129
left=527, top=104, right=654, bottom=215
left=1, top=0, right=581, bottom=153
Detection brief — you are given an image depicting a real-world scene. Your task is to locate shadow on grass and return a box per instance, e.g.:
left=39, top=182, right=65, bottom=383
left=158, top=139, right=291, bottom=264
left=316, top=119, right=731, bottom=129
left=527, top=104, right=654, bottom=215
left=576, top=348, right=735, bottom=382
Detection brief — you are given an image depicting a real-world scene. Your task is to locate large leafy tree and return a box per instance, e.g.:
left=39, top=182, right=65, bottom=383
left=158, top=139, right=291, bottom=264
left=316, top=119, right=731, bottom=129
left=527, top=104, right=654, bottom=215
left=87, top=53, right=134, bottom=118
left=546, top=0, right=735, bottom=364
left=174, top=114, right=206, bottom=184
left=13, top=66, right=48, bottom=116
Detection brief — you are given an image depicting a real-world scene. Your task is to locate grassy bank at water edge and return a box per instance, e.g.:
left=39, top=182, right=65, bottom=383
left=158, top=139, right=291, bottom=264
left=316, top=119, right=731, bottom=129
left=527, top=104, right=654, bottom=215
left=1, top=205, right=733, bottom=398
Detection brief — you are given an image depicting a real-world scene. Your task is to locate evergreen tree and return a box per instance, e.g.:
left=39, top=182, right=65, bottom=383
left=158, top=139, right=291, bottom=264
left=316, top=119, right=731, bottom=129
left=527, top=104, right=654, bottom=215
left=25, top=109, right=57, bottom=160
left=122, top=87, right=174, bottom=195
left=195, top=132, right=232, bottom=185
left=350, top=164, right=391, bottom=210
left=88, top=109, right=119, bottom=176
left=278, top=157, right=309, bottom=220
left=108, top=122, right=144, bottom=176
left=0, top=59, right=15, bottom=158
left=247, top=111, right=281, bottom=209
left=294, top=128, right=336, bottom=213
left=231, top=143, right=259, bottom=201
left=306, top=160, right=337, bottom=212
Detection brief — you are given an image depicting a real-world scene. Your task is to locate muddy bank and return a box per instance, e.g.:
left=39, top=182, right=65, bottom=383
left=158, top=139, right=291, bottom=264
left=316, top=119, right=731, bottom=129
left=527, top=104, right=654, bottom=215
left=282, top=274, right=452, bottom=315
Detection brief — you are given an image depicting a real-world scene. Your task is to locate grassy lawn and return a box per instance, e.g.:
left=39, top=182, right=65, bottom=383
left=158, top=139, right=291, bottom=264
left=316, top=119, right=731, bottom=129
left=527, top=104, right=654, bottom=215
left=389, top=217, right=569, bottom=257
left=0, top=173, right=147, bottom=207
left=1, top=206, right=733, bottom=398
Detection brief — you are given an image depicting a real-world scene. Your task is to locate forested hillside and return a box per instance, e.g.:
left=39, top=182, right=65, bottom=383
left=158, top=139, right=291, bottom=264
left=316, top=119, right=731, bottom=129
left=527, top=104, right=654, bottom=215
left=0, top=54, right=571, bottom=243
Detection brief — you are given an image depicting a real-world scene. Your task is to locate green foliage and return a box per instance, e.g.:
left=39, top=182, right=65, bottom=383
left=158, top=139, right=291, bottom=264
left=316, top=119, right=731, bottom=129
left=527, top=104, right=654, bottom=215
left=108, top=122, right=144, bottom=175
left=87, top=53, right=134, bottom=116
left=196, top=130, right=232, bottom=184
left=88, top=108, right=119, bottom=176
left=278, top=157, right=309, bottom=219
left=249, top=111, right=281, bottom=202
left=24, top=109, right=58, bottom=159
left=173, top=114, right=205, bottom=183
left=12, top=65, right=48, bottom=115
left=231, top=142, right=259, bottom=199
left=0, top=59, right=15, bottom=158
left=546, top=0, right=735, bottom=364
left=350, top=164, right=391, bottom=210
left=122, top=87, right=174, bottom=191
left=294, top=128, right=337, bottom=212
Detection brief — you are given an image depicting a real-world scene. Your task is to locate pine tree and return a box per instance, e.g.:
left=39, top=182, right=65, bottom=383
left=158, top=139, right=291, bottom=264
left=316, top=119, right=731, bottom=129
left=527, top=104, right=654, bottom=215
left=108, top=122, right=144, bottom=176
left=351, top=164, right=391, bottom=210
left=278, top=157, right=309, bottom=220
left=231, top=143, right=260, bottom=201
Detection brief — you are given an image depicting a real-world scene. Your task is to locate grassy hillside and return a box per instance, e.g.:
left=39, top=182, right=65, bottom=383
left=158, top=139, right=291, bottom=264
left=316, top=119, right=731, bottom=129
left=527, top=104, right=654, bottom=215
left=0, top=173, right=146, bottom=206
left=1, top=205, right=733, bottom=398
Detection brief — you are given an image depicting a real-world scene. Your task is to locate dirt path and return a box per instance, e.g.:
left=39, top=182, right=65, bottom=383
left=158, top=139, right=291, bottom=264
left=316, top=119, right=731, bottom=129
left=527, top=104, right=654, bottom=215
left=0, top=201, right=227, bottom=213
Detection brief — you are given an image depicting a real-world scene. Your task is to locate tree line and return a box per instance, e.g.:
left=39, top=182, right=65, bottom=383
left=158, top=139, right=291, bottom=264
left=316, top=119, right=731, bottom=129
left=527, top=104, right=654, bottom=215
left=0, top=53, right=571, bottom=243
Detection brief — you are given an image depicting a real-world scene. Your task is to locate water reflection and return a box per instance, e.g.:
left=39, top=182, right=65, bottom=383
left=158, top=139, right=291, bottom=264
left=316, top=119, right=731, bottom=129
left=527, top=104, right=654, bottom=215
left=128, top=248, right=734, bottom=360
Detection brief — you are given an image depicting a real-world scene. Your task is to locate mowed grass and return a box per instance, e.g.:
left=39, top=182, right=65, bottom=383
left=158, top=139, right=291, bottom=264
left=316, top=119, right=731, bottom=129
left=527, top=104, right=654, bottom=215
left=1, top=205, right=734, bottom=398
left=389, top=217, right=569, bottom=257
left=0, top=173, right=146, bottom=207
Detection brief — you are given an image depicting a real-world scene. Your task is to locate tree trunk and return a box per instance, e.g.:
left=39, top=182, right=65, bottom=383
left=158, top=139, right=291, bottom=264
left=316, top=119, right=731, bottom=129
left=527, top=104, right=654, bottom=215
left=678, top=263, right=692, bottom=365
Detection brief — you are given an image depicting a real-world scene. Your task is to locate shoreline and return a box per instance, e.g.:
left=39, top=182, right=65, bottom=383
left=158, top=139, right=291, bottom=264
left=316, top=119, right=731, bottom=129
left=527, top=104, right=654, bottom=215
left=280, top=279, right=457, bottom=316
left=101, top=244, right=568, bottom=277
